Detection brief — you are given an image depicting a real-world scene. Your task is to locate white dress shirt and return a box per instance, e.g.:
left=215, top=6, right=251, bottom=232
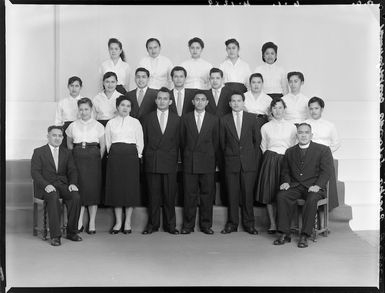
left=48, top=144, right=60, bottom=171
left=219, top=57, right=251, bottom=86
left=92, top=90, right=121, bottom=120
left=66, top=118, right=105, bottom=143
left=305, top=118, right=340, bottom=153
left=244, top=91, right=272, bottom=116
left=232, top=110, right=243, bottom=133
left=139, top=55, right=173, bottom=89
left=282, top=92, right=309, bottom=123
left=254, top=63, right=288, bottom=94
left=99, top=58, right=131, bottom=87
left=157, top=109, right=169, bottom=132
left=194, top=110, right=206, bottom=132
left=54, top=95, right=83, bottom=125
left=105, top=115, right=144, bottom=157
left=260, top=118, right=297, bottom=154
left=181, top=58, right=212, bottom=89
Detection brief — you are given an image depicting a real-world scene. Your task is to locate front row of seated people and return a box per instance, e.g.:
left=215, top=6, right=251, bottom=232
left=31, top=87, right=334, bottom=248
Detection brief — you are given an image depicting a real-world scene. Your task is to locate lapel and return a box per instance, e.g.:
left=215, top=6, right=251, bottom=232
left=302, top=141, right=314, bottom=167
left=150, top=112, right=163, bottom=148
left=58, top=146, right=65, bottom=173
left=227, top=113, right=240, bottom=142
left=182, top=89, right=192, bottom=114
left=44, top=144, right=57, bottom=172
left=187, top=112, right=199, bottom=138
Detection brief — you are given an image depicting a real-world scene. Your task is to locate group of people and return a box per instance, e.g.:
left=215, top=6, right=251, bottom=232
left=31, top=37, right=340, bottom=249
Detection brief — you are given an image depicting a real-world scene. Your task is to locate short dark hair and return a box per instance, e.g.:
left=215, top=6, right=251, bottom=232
left=270, top=98, right=287, bottom=111
left=116, top=95, right=134, bottom=108
left=225, top=38, right=240, bottom=48
left=135, top=67, right=150, bottom=77
left=171, top=66, right=187, bottom=78
left=47, top=125, right=63, bottom=133
left=209, top=67, right=223, bottom=78
left=230, top=92, right=245, bottom=101
left=68, top=76, right=82, bottom=87
left=103, top=71, right=118, bottom=82
left=77, top=97, right=93, bottom=108
left=194, top=90, right=207, bottom=99
left=146, top=38, right=161, bottom=49
left=188, top=37, right=204, bottom=48
left=308, top=96, right=325, bottom=108
left=261, top=42, right=278, bottom=62
left=296, top=122, right=312, bottom=131
left=158, top=87, right=170, bottom=96
left=287, top=71, right=305, bottom=82
left=249, top=73, right=264, bottom=84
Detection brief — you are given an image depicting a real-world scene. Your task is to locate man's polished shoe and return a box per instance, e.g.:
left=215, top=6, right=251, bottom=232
left=181, top=228, right=193, bottom=234
left=298, top=234, right=309, bottom=248
left=66, top=234, right=82, bottom=242
left=167, top=228, right=180, bottom=235
left=244, top=227, right=259, bottom=235
left=122, top=229, right=132, bottom=234
left=50, top=237, right=61, bottom=246
left=220, top=226, right=237, bottom=234
left=201, top=228, right=214, bottom=235
left=267, top=229, right=277, bottom=234
left=142, top=227, right=158, bottom=235
left=273, top=234, right=291, bottom=245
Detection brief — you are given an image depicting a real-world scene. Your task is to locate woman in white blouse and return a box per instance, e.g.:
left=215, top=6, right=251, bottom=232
left=139, top=38, right=173, bottom=89
left=66, top=98, right=106, bottom=234
left=254, top=42, right=289, bottom=100
left=219, top=38, right=251, bottom=94
left=180, top=37, right=213, bottom=90
left=104, top=95, right=144, bottom=234
left=255, top=98, right=297, bottom=234
left=99, top=38, right=131, bottom=94
left=243, top=73, right=272, bottom=123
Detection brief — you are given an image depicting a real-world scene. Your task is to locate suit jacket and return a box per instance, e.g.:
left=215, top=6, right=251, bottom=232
left=169, top=88, right=197, bottom=117
left=31, top=144, right=78, bottom=199
left=180, top=111, right=219, bottom=174
left=220, top=111, right=264, bottom=173
left=142, top=110, right=180, bottom=173
left=281, top=141, right=333, bottom=192
left=127, top=88, right=158, bottom=120
left=204, top=86, right=232, bottom=118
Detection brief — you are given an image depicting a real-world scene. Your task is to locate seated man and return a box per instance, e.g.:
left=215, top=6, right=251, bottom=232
left=273, top=123, right=333, bottom=248
left=31, top=125, right=82, bottom=246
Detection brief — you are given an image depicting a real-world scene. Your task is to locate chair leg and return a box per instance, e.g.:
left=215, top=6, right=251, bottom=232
left=43, top=202, right=48, bottom=241
left=33, top=202, right=38, bottom=236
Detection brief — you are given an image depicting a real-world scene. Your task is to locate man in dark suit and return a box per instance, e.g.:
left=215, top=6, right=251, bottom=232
left=220, top=92, right=264, bottom=235
left=180, top=91, right=219, bottom=235
left=31, top=126, right=82, bottom=246
left=142, top=87, right=180, bottom=235
left=273, top=123, right=333, bottom=248
left=127, top=67, right=158, bottom=121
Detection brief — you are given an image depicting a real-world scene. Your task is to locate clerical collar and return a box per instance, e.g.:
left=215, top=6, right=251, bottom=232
left=299, top=142, right=310, bottom=149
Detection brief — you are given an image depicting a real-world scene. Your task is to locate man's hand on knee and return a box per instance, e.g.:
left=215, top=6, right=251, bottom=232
left=280, top=183, right=290, bottom=190
left=308, top=185, right=320, bottom=193
left=44, top=184, right=56, bottom=193
left=68, top=184, right=79, bottom=192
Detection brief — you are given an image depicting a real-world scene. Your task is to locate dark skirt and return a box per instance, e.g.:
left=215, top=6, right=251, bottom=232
left=255, top=150, right=284, bottom=204
left=97, top=119, right=110, bottom=204
left=328, top=159, right=339, bottom=211
left=267, top=93, right=283, bottom=101
left=105, top=143, right=141, bottom=207
left=73, top=145, right=102, bottom=205
left=60, top=121, right=73, bottom=148
left=116, top=84, right=127, bottom=95
left=225, top=82, right=247, bottom=94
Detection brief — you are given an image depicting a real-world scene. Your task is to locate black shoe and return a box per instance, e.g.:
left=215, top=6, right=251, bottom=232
left=142, top=227, right=158, bottom=235
left=201, top=228, right=214, bottom=235
left=245, top=227, right=258, bottom=235
left=78, top=226, right=84, bottom=233
left=298, top=234, right=309, bottom=248
left=66, top=234, right=82, bottom=242
left=167, top=228, right=179, bottom=235
left=221, top=225, right=237, bottom=234
left=181, top=228, right=193, bottom=234
left=267, top=229, right=277, bottom=234
left=122, top=229, right=132, bottom=234
left=86, top=230, right=96, bottom=235
left=50, top=237, right=61, bottom=246
left=273, top=234, right=291, bottom=245
left=110, top=227, right=121, bottom=234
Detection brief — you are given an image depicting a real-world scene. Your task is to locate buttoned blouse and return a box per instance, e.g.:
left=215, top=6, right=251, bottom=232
left=92, top=90, right=121, bottom=120
left=244, top=91, right=272, bottom=116
left=282, top=93, right=309, bottom=123
left=55, top=95, right=83, bottom=125
left=260, top=118, right=297, bottom=154
left=66, top=118, right=105, bottom=143
left=139, top=55, right=173, bottom=89
left=99, top=58, right=130, bottom=87
left=254, top=63, right=288, bottom=94
left=219, top=57, right=251, bottom=86
left=181, top=58, right=213, bottom=89
left=105, top=115, right=144, bottom=157
left=305, top=118, right=340, bottom=153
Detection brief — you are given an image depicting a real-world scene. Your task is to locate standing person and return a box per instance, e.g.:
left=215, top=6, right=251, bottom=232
left=99, top=38, right=131, bottom=94
left=305, top=96, right=340, bottom=211
left=142, top=88, right=180, bottom=235
left=180, top=92, right=219, bottom=235
left=55, top=76, right=84, bottom=148
left=66, top=98, right=105, bottom=234
left=255, top=99, right=297, bottom=234
left=104, top=96, right=144, bottom=234
left=219, top=92, right=264, bottom=234
left=273, top=123, right=333, bottom=248
left=127, top=67, right=158, bottom=120
left=139, top=38, right=173, bottom=89
left=31, top=126, right=82, bottom=246
left=219, top=38, right=251, bottom=94
left=254, top=42, right=289, bottom=100
left=180, top=37, right=213, bottom=90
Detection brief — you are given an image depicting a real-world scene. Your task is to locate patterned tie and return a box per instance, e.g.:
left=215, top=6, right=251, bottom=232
left=236, top=112, right=241, bottom=139
left=177, top=90, right=183, bottom=116
left=197, top=113, right=202, bottom=133
left=138, top=89, right=144, bottom=106
left=53, top=147, right=59, bottom=172
left=214, top=90, right=219, bottom=106
left=160, top=111, right=166, bottom=134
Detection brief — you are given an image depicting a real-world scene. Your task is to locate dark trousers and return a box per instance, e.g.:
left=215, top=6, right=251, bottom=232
left=216, top=150, right=227, bottom=205
left=42, top=183, right=81, bottom=239
left=276, top=184, right=323, bottom=236
left=225, top=170, right=256, bottom=229
left=182, top=172, right=214, bottom=230
left=146, top=172, right=177, bottom=231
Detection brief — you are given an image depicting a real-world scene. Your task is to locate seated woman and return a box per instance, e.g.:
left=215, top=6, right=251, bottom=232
left=104, top=95, right=144, bottom=234
left=66, top=98, right=105, bottom=233
left=255, top=98, right=297, bottom=233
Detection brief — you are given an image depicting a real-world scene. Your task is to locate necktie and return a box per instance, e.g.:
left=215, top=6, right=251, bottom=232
left=160, top=111, right=166, bottom=134
left=138, top=89, right=144, bottom=106
left=214, top=90, right=219, bottom=106
left=236, top=112, right=241, bottom=139
left=53, top=147, right=59, bottom=172
left=197, top=113, right=202, bottom=133
left=177, top=90, right=183, bottom=116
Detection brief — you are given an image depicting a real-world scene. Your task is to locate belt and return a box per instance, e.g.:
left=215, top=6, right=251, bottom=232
left=74, top=142, right=99, bottom=149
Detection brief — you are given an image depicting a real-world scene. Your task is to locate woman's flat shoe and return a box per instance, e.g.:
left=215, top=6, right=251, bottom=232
left=87, top=230, right=96, bottom=235
left=122, top=229, right=132, bottom=234
left=78, top=226, right=84, bottom=233
left=110, top=229, right=120, bottom=235
left=267, top=229, right=277, bottom=234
